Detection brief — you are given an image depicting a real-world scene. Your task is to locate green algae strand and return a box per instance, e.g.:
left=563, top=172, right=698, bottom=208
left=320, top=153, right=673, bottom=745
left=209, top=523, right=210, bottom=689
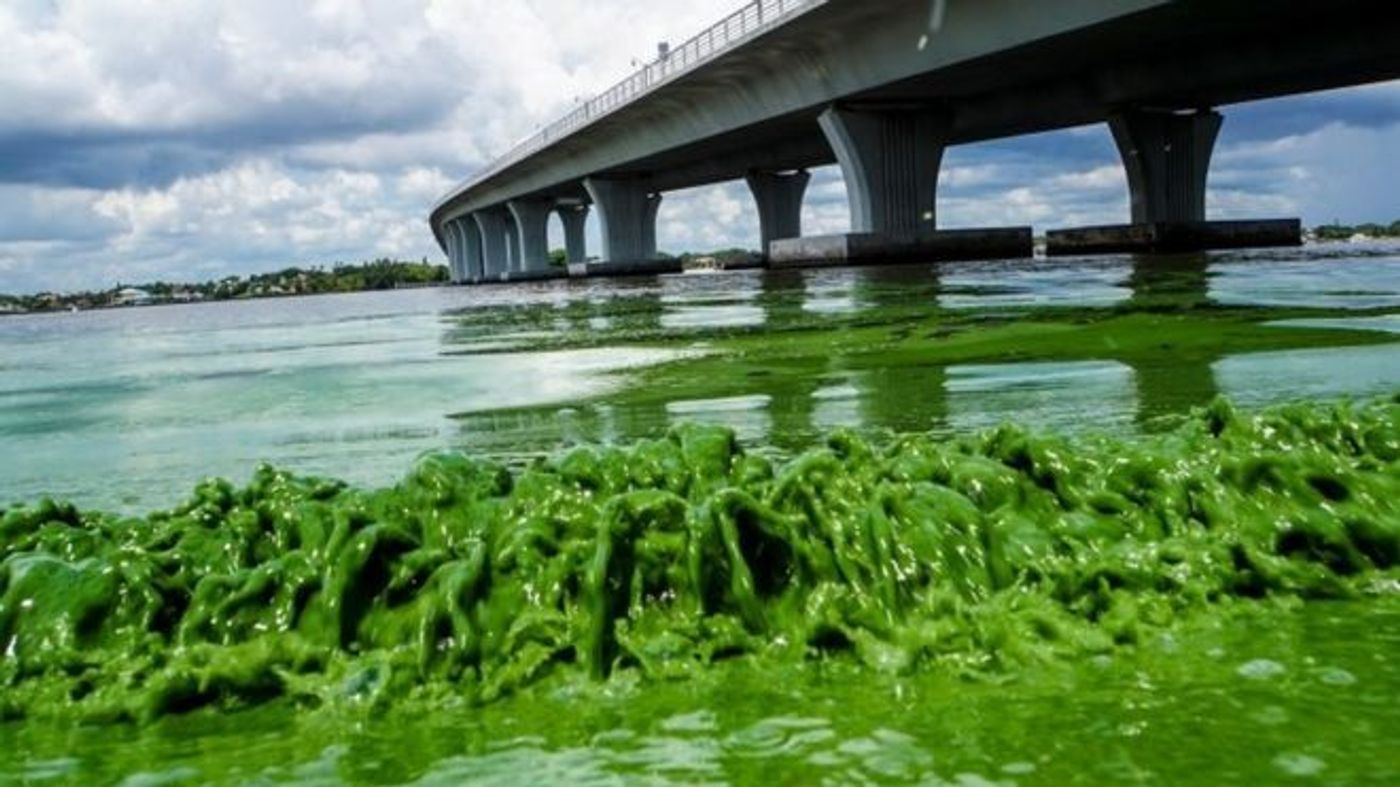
left=1, top=397, right=1398, bottom=723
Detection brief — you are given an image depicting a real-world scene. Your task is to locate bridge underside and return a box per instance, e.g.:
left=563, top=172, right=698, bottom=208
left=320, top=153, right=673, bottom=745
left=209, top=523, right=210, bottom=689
left=433, top=0, right=1400, bottom=281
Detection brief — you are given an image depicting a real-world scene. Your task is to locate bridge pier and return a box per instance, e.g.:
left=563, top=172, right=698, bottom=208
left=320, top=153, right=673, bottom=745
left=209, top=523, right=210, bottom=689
left=819, top=105, right=948, bottom=234
left=445, top=216, right=486, bottom=283
left=443, top=218, right=463, bottom=283
left=461, top=215, right=485, bottom=282
left=746, top=170, right=810, bottom=258
left=1115, top=108, right=1221, bottom=225
left=504, top=213, right=521, bottom=275
left=1048, top=108, right=1300, bottom=255
left=583, top=178, right=681, bottom=276
left=507, top=199, right=566, bottom=281
left=771, top=105, right=1031, bottom=267
left=559, top=204, right=590, bottom=265
left=473, top=208, right=514, bottom=282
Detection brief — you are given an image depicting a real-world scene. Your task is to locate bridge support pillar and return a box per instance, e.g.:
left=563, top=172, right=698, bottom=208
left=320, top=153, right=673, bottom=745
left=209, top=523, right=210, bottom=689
left=1047, top=108, right=1299, bottom=255
left=443, top=219, right=463, bottom=283
left=473, top=208, right=513, bottom=281
left=818, top=105, right=950, bottom=234
left=504, top=213, right=521, bottom=274
left=583, top=178, right=681, bottom=277
left=643, top=193, right=662, bottom=258
left=1113, top=108, right=1221, bottom=225
left=746, top=170, right=810, bottom=257
left=771, top=105, right=1032, bottom=267
left=507, top=198, right=564, bottom=280
left=461, top=215, right=485, bottom=282
left=559, top=204, right=590, bottom=264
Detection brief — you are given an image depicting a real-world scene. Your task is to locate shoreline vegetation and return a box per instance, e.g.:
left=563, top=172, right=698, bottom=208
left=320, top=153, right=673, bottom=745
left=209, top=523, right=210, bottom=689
left=4, top=223, right=1398, bottom=316
left=0, top=258, right=448, bottom=316
left=0, top=395, right=1395, bottom=723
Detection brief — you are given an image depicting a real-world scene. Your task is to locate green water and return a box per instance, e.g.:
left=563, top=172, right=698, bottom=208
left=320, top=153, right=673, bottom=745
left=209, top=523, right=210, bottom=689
left=4, top=601, right=1398, bottom=784
left=3, top=246, right=1400, bottom=784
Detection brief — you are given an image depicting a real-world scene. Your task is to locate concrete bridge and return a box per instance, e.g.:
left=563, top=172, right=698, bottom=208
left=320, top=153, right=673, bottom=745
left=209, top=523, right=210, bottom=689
left=429, top=0, right=1400, bottom=283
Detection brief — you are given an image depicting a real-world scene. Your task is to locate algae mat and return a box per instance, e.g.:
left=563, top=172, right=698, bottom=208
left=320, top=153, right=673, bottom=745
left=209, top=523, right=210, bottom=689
left=3, top=397, right=1399, bottom=783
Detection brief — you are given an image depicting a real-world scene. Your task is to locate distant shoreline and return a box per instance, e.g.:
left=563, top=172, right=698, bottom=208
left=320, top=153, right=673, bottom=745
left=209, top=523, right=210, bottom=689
left=0, top=259, right=448, bottom=317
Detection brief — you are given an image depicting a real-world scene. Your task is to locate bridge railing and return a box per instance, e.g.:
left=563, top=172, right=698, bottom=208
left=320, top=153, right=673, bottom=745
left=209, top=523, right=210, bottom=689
left=436, top=0, right=826, bottom=212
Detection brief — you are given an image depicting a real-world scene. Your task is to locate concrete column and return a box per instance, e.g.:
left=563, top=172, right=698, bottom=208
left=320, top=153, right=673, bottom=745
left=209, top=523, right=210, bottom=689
left=443, top=219, right=463, bottom=282
left=504, top=213, right=521, bottom=273
left=473, top=208, right=512, bottom=280
left=507, top=198, right=554, bottom=273
left=454, top=219, right=476, bottom=283
left=817, top=105, right=951, bottom=235
left=746, top=170, right=811, bottom=254
left=1110, top=108, right=1222, bottom=224
left=558, top=204, right=590, bottom=263
left=584, top=177, right=660, bottom=263
left=643, top=193, right=663, bottom=258
left=462, top=215, right=485, bottom=282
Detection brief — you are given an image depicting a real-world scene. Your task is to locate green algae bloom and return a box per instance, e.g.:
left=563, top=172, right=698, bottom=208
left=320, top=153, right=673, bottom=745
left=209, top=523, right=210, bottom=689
left=2, top=397, right=1397, bottom=724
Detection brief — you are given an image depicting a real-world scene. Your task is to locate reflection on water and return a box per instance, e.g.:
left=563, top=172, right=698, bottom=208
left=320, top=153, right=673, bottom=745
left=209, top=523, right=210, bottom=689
left=2, top=244, right=1398, bottom=510
left=947, top=361, right=1137, bottom=434
left=1218, top=344, right=1400, bottom=407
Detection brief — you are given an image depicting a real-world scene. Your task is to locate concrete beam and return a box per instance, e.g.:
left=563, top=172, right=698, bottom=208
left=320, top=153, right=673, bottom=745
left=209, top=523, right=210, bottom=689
left=473, top=208, right=513, bottom=280
left=507, top=198, right=555, bottom=273
left=583, top=177, right=661, bottom=264
left=558, top=204, right=590, bottom=264
left=1110, top=108, right=1222, bottom=224
left=818, top=105, right=952, bottom=235
left=746, top=170, right=811, bottom=257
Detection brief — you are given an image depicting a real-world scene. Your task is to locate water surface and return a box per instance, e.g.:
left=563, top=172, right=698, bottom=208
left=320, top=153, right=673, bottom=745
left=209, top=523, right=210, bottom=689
left=2, top=245, right=1399, bottom=512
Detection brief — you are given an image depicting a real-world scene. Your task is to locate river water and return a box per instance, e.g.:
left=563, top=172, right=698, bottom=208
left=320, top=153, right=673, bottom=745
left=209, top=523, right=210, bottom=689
left=3, top=245, right=1398, bottom=513
left=2, top=244, right=1399, bottom=784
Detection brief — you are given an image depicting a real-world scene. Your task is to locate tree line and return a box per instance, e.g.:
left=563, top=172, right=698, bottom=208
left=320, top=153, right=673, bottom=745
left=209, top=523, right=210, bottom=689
left=0, top=258, right=449, bottom=314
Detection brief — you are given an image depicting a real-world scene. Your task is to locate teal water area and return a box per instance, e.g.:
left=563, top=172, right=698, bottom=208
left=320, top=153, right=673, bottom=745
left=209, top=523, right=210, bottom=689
left=3, top=246, right=1398, bottom=514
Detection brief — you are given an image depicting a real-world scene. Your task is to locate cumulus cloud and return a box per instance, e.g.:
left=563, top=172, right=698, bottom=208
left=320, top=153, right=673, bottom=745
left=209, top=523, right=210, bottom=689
left=0, top=1, right=1396, bottom=293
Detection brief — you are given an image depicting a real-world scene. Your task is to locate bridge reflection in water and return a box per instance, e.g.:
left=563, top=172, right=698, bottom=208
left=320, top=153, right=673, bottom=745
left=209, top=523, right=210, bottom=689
left=441, top=251, right=1395, bottom=460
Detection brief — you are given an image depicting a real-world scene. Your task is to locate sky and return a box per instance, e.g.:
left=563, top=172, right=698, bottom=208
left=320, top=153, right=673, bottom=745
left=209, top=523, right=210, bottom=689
left=1, top=0, right=1397, bottom=295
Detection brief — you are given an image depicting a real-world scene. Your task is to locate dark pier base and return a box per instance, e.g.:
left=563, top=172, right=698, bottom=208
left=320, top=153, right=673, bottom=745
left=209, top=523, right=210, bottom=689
left=1046, top=219, right=1302, bottom=256
left=464, top=270, right=568, bottom=285
left=500, top=269, right=569, bottom=283
left=768, top=228, right=1033, bottom=269
left=582, top=259, right=685, bottom=278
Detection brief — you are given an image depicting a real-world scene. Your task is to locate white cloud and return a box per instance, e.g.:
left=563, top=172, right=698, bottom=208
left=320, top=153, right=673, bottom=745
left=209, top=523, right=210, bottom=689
left=0, top=2, right=1396, bottom=294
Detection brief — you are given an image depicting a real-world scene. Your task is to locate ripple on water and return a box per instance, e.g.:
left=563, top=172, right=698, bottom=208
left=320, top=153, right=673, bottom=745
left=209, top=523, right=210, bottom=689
left=723, top=715, right=835, bottom=759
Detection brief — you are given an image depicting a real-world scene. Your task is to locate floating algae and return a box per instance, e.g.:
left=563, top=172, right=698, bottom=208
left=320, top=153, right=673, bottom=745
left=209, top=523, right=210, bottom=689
left=1, top=397, right=1397, bottom=723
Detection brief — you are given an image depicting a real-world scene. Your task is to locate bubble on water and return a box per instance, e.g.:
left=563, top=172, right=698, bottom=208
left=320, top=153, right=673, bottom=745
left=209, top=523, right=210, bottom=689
left=1272, top=752, right=1327, bottom=777
left=1250, top=705, right=1290, bottom=726
left=115, top=767, right=201, bottom=787
left=951, top=773, right=1012, bottom=787
left=1317, top=667, right=1357, bottom=686
left=1237, top=659, right=1287, bottom=680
